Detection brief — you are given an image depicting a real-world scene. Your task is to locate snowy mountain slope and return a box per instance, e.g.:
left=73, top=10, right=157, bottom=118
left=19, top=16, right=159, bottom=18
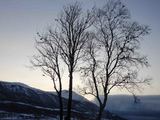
left=0, top=81, right=61, bottom=109
left=61, top=90, right=89, bottom=102
left=0, top=81, right=88, bottom=104
left=0, top=81, right=98, bottom=112
left=0, top=81, right=126, bottom=120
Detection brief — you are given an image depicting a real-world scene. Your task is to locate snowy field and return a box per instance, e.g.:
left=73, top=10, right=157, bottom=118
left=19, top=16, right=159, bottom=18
left=0, top=110, right=57, bottom=120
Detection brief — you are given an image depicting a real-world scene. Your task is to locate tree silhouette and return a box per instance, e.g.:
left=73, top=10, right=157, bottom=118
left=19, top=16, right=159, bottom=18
left=32, top=2, right=93, bottom=120
left=79, top=0, right=151, bottom=119
left=31, top=33, right=64, bottom=120
left=32, top=0, right=151, bottom=119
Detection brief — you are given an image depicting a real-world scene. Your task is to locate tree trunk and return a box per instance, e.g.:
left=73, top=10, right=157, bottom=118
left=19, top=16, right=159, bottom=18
left=96, top=106, right=103, bottom=120
left=66, top=69, right=73, bottom=120
left=58, top=92, right=63, bottom=120
left=97, top=95, right=108, bottom=120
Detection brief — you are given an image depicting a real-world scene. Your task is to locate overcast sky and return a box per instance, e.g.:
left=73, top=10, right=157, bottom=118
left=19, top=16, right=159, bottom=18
left=0, top=0, right=160, bottom=95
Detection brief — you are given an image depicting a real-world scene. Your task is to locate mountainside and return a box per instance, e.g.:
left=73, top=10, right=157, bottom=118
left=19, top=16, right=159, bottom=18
left=0, top=81, right=125, bottom=120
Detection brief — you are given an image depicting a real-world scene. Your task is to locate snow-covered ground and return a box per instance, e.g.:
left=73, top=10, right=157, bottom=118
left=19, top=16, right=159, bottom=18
left=0, top=110, right=57, bottom=120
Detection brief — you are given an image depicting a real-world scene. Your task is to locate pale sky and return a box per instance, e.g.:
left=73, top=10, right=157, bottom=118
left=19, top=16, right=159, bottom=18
left=0, top=0, right=160, bottom=95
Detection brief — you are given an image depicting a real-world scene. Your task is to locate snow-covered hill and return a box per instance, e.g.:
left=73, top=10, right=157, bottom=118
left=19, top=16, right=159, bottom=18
left=0, top=81, right=126, bottom=120
left=61, top=90, right=89, bottom=102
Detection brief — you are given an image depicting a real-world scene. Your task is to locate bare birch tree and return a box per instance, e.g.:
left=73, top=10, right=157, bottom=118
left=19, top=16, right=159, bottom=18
left=31, top=32, right=64, bottom=120
left=80, top=0, right=151, bottom=119
left=32, top=2, right=93, bottom=120
left=55, top=3, right=93, bottom=119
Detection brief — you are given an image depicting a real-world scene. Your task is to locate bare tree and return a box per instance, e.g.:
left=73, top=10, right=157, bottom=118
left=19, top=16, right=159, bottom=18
left=80, top=0, right=150, bottom=119
left=55, top=3, right=93, bottom=119
left=33, top=2, right=93, bottom=120
left=133, top=93, right=140, bottom=104
left=31, top=32, right=64, bottom=120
